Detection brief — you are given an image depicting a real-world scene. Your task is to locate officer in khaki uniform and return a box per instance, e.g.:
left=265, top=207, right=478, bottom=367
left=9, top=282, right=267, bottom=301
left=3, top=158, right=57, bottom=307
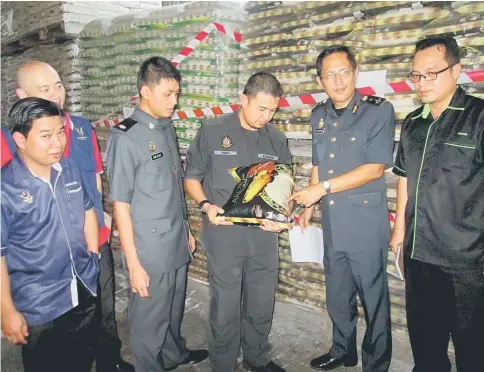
left=290, top=46, right=395, bottom=372
left=185, top=73, right=290, bottom=372
left=106, top=57, right=207, bottom=372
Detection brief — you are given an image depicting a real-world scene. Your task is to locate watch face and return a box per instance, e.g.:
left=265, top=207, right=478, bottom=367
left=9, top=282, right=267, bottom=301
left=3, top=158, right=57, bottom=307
left=322, top=181, right=331, bottom=189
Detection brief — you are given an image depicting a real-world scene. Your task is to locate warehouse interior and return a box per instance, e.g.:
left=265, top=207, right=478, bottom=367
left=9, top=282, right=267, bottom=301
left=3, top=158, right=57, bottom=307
left=2, top=1, right=483, bottom=371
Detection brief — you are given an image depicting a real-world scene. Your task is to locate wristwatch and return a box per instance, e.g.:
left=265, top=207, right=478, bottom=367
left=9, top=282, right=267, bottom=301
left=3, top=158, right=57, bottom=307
left=198, top=199, right=211, bottom=214
left=320, top=180, right=332, bottom=195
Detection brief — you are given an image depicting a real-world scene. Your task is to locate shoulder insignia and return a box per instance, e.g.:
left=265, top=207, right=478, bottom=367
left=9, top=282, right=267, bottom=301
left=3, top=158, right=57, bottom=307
left=312, top=99, right=327, bottom=111
left=363, top=95, right=386, bottom=106
left=116, top=118, right=137, bottom=132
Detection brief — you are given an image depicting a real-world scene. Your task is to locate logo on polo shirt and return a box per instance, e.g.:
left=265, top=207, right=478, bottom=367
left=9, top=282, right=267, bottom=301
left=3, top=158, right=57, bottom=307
left=75, top=127, right=87, bottom=141
left=20, top=191, right=33, bottom=204
left=221, top=135, right=232, bottom=149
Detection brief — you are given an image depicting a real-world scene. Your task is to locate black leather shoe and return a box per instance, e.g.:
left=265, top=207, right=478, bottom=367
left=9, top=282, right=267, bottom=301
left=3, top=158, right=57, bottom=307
left=243, top=360, right=286, bottom=372
left=164, top=349, right=208, bottom=371
left=310, top=353, right=357, bottom=370
left=114, top=360, right=135, bottom=372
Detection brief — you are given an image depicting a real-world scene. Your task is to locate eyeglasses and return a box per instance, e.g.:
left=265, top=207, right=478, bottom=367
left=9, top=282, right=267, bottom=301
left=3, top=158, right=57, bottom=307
left=407, top=64, right=456, bottom=83
left=322, top=68, right=354, bottom=82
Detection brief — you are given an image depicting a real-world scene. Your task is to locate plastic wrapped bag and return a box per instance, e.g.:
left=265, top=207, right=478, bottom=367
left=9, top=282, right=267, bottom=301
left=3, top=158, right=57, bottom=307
left=221, top=161, right=294, bottom=228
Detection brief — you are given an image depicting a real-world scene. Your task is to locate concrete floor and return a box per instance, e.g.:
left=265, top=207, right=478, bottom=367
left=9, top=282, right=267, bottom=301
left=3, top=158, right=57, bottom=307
left=1, top=251, right=455, bottom=372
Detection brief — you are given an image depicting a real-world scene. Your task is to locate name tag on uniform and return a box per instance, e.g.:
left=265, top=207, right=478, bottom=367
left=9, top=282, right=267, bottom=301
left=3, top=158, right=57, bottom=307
left=315, top=128, right=325, bottom=134
left=151, top=152, right=163, bottom=161
left=258, top=153, right=278, bottom=161
left=214, top=150, right=237, bottom=156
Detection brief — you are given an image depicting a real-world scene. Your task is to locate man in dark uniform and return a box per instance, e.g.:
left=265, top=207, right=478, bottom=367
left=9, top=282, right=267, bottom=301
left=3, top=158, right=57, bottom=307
left=184, top=72, right=291, bottom=372
left=106, top=56, right=207, bottom=372
left=390, top=35, right=484, bottom=372
left=289, top=45, right=395, bottom=372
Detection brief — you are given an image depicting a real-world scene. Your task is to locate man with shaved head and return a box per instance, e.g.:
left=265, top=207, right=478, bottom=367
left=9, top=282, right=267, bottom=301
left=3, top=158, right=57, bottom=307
left=1, top=61, right=134, bottom=372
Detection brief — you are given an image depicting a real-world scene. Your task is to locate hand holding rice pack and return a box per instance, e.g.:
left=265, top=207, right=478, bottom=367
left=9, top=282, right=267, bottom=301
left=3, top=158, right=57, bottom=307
left=221, top=161, right=294, bottom=229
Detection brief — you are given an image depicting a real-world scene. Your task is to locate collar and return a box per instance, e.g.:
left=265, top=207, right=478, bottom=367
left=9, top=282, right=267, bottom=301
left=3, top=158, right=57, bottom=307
left=326, top=90, right=360, bottom=115
left=231, top=111, right=269, bottom=138
left=12, top=152, right=64, bottom=185
left=64, top=112, right=73, bottom=130
left=413, top=86, right=466, bottom=120
left=132, top=106, right=171, bottom=130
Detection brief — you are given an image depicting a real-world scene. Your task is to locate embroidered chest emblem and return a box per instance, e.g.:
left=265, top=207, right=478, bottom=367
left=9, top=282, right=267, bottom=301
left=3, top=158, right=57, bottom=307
left=20, top=191, right=33, bottom=204
left=221, top=135, right=233, bottom=149
left=149, top=141, right=156, bottom=152
left=75, top=127, right=87, bottom=140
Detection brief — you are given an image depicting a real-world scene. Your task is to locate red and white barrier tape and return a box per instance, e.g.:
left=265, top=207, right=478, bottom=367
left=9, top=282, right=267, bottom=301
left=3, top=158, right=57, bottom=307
left=93, top=22, right=241, bottom=125
left=92, top=69, right=484, bottom=127
left=172, top=22, right=241, bottom=66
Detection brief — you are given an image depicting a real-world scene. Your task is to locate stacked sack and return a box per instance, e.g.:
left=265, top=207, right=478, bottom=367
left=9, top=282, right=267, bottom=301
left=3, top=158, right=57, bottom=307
left=239, top=0, right=483, bottom=331
left=79, top=1, right=245, bottom=157
left=0, top=1, right=163, bottom=117
left=1, top=1, right=162, bottom=44
left=1, top=42, right=82, bottom=117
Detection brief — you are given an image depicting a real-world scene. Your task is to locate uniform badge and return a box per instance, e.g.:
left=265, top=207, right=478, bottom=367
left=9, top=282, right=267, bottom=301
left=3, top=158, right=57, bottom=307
left=149, top=123, right=155, bottom=130
left=75, top=127, right=87, bottom=140
left=149, top=141, right=156, bottom=152
left=221, top=135, right=232, bottom=149
left=20, top=191, right=33, bottom=204
left=315, top=118, right=325, bottom=134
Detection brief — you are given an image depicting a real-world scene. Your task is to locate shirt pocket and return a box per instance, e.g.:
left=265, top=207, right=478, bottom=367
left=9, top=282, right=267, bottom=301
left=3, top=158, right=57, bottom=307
left=143, top=161, right=172, bottom=192
left=440, top=141, right=477, bottom=171
left=212, top=153, right=239, bottom=190
left=348, top=191, right=383, bottom=207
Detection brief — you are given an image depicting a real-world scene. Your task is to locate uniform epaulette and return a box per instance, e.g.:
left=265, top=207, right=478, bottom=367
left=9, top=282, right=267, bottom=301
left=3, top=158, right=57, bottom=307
left=362, top=95, right=386, bottom=106
left=116, top=117, right=137, bottom=132
left=312, top=99, right=327, bottom=111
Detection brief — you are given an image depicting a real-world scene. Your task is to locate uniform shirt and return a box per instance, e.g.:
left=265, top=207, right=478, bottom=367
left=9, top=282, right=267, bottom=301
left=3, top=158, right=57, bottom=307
left=185, top=112, right=292, bottom=208
left=393, top=87, right=484, bottom=269
left=106, top=107, right=190, bottom=275
left=311, top=91, right=396, bottom=252
left=1, top=154, right=99, bottom=325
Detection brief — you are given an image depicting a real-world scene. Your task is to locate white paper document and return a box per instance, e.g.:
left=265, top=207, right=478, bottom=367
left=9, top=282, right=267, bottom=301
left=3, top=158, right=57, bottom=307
left=289, top=226, right=324, bottom=265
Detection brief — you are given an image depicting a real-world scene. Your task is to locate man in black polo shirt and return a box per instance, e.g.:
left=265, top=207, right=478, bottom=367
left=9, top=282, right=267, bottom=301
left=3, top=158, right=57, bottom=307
left=390, top=35, right=484, bottom=372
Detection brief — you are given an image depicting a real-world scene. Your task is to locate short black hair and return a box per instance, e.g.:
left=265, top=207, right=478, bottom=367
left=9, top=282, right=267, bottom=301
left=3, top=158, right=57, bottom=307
left=415, top=35, right=460, bottom=65
left=243, top=72, right=283, bottom=98
left=8, top=97, right=63, bottom=138
left=316, top=45, right=357, bottom=77
left=137, top=56, right=181, bottom=95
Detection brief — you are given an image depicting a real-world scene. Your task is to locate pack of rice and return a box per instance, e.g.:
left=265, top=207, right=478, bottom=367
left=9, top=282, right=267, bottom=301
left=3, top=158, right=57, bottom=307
left=221, top=161, right=294, bottom=228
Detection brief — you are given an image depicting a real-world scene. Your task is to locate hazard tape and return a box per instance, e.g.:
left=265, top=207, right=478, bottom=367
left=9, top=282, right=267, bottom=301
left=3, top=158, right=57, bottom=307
left=92, top=22, right=242, bottom=126
left=172, top=22, right=241, bottom=66
left=92, top=69, right=484, bottom=127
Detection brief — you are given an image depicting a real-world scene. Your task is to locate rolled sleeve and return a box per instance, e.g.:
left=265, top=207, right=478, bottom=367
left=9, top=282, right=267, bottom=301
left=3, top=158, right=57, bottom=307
left=393, top=117, right=409, bottom=177
left=185, top=124, right=209, bottom=182
left=364, top=102, right=396, bottom=166
left=106, top=134, right=137, bottom=203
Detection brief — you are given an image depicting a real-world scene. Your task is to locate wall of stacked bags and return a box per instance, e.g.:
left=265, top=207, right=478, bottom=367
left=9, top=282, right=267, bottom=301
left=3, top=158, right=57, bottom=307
left=91, top=1, right=483, bottom=334
left=0, top=1, right=163, bottom=118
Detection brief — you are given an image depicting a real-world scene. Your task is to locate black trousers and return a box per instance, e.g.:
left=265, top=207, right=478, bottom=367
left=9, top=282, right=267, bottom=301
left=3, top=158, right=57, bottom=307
left=22, top=281, right=97, bottom=372
left=405, top=257, right=484, bottom=372
left=93, top=242, right=123, bottom=371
